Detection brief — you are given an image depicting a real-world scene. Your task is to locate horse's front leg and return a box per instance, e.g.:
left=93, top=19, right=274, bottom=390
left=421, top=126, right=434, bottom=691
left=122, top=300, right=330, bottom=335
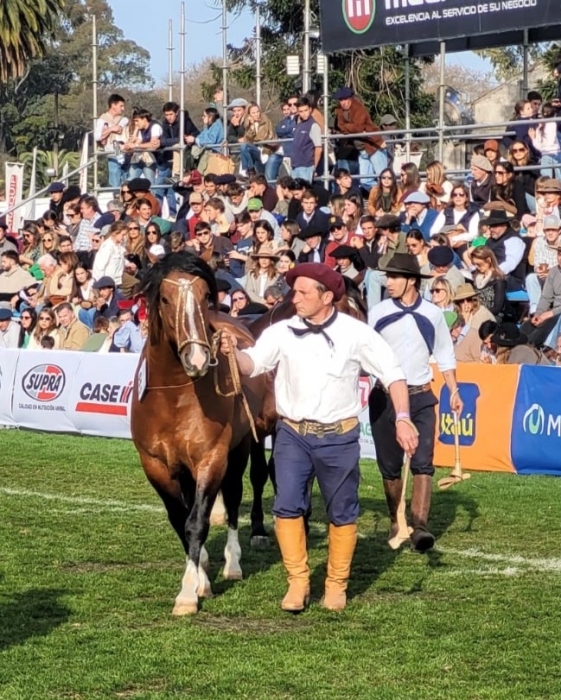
left=222, top=437, right=251, bottom=579
left=173, top=464, right=223, bottom=615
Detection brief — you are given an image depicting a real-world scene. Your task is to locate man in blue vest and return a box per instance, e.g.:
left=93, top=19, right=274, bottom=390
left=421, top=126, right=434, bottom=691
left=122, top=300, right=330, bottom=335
left=291, top=97, right=322, bottom=182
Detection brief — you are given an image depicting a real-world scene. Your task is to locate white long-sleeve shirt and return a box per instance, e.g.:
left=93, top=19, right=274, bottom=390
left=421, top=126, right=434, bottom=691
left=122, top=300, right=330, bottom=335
left=369, top=297, right=456, bottom=385
left=499, top=236, right=526, bottom=276
left=242, top=311, right=405, bottom=423
left=532, top=122, right=560, bottom=156
left=92, top=237, right=125, bottom=284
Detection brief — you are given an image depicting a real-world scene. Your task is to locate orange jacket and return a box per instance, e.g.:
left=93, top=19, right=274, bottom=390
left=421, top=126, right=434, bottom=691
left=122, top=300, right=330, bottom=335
left=334, top=98, right=384, bottom=155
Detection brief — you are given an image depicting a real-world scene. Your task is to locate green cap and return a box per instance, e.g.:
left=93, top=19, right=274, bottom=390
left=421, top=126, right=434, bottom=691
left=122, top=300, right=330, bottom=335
left=247, top=198, right=263, bottom=212
left=444, top=311, right=458, bottom=330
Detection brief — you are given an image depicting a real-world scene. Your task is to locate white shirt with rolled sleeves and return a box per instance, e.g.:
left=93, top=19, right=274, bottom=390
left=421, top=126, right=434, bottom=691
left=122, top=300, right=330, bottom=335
left=368, top=297, right=456, bottom=386
left=241, top=312, right=405, bottom=423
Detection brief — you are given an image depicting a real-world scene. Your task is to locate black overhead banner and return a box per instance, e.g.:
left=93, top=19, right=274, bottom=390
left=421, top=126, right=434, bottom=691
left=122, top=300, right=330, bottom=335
left=319, top=0, right=561, bottom=55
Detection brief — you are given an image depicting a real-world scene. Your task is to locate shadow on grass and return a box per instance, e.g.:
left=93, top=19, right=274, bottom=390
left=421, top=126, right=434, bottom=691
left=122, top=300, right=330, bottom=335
left=0, top=587, right=71, bottom=652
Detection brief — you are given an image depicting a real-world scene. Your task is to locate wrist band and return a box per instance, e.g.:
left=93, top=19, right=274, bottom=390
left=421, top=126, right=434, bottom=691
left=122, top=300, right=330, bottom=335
left=395, top=412, right=410, bottom=420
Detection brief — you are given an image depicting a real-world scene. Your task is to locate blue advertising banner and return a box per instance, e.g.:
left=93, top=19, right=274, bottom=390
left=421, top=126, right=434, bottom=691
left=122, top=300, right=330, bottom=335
left=438, top=382, right=480, bottom=447
left=511, top=366, right=561, bottom=476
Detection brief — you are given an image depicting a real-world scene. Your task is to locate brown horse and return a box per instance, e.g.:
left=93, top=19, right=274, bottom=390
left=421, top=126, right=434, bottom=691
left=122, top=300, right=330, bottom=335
left=130, top=252, right=266, bottom=615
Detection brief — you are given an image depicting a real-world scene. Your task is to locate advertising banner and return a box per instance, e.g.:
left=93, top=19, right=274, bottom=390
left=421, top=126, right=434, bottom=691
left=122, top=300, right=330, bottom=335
left=12, top=350, right=82, bottom=432
left=0, top=349, right=20, bottom=426
left=319, top=0, right=560, bottom=54
left=4, top=162, right=25, bottom=234
left=69, top=353, right=137, bottom=439
left=511, top=366, right=561, bottom=476
left=358, top=376, right=376, bottom=460
left=432, top=363, right=518, bottom=473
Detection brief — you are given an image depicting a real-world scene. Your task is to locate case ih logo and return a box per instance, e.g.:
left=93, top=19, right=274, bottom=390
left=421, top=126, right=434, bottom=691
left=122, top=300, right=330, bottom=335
left=343, top=0, right=375, bottom=33
left=75, top=381, right=133, bottom=416
left=22, top=364, right=66, bottom=402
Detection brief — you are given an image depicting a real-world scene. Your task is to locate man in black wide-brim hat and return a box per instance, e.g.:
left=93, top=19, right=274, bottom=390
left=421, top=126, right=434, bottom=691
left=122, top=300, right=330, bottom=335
left=368, top=253, right=464, bottom=553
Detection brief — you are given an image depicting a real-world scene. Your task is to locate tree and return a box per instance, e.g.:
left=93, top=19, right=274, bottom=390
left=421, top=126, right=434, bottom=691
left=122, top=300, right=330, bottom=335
left=0, top=0, right=64, bottom=82
left=219, top=0, right=434, bottom=127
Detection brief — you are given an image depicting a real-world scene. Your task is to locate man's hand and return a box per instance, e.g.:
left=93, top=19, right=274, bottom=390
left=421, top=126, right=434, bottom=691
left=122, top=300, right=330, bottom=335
left=450, top=391, right=464, bottom=416
left=396, top=420, right=419, bottom=458
left=220, top=329, right=237, bottom=355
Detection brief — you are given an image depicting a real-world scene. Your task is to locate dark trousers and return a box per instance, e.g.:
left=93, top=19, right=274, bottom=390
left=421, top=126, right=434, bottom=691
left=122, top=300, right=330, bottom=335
left=272, top=421, right=361, bottom=526
left=520, top=316, right=559, bottom=348
left=369, top=388, right=438, bottom=480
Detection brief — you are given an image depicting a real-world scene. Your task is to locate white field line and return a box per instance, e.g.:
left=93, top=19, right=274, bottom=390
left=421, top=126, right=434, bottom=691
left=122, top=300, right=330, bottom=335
left=2, top=487, right=561, bottom=574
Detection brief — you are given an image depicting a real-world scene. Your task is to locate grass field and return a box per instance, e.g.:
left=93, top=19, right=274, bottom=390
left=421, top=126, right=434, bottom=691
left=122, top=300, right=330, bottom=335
left=2, top=431, right=561, bottom=700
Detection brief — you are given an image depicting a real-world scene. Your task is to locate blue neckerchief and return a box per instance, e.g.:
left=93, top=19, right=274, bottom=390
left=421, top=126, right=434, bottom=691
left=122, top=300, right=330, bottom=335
left=374, top=296, right=435, bottom=355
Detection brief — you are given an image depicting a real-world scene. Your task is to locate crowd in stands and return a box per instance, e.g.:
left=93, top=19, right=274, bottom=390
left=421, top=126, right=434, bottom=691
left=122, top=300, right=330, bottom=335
left=2, top=82, right=561, bottom=367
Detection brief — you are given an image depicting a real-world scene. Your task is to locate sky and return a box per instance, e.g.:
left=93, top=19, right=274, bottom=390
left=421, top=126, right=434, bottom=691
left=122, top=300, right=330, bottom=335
left=108, top=0, right=490, bottom=86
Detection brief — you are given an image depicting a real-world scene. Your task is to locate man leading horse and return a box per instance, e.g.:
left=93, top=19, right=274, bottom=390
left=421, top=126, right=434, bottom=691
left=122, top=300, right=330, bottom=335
left=220, top=263, right=418, bottom=613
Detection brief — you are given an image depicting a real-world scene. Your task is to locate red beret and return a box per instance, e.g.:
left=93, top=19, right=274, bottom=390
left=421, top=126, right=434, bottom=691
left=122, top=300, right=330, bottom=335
left=285, top=263, right=346, bottom=302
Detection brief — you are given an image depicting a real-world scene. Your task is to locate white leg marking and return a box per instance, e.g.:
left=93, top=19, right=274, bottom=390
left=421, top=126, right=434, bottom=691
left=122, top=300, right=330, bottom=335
left=172, top=559, right=199, bottom=615
left=197, top=546, right=213, bottom=598
left=223, top=527, right=243, bottom=581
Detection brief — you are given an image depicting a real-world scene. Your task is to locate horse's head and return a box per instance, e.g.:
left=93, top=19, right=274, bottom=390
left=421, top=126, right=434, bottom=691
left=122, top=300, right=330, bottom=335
left=143, top=253, right=219, bottom=378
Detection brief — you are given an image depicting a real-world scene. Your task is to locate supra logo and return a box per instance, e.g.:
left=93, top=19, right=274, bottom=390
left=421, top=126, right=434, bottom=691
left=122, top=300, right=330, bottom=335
left=75, top=381, right=133, bottom=416
left=523, top=403, right=545, bottom=436
left=343, top=0, right=375, bottom=33
left=22, top=364, right=66, bottom=402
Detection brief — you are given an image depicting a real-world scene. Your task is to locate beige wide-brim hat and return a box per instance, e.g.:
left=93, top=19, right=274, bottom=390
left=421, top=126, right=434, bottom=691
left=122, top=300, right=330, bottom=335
left=454, top=282, right=478, bottom=301
left=250, top=247, right=279, bottom=260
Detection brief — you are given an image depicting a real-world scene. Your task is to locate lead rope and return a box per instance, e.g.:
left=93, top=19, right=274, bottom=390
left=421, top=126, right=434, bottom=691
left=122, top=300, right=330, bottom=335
left=211, top=329, right=259, bottom=442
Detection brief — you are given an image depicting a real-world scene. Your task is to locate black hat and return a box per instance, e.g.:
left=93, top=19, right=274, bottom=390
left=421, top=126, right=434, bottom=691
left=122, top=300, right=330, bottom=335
left=376, top=214, right=401, bottom=230
left=428, top=246, right=454, bottom=267
left=237, top=302, right=268, bottom=316
left=332, top=87, right=354, bottom=100
left=330, top=245, right=357, bottom=259
left=491, top=322, right=528, bottom=348
left=379, top=252, right=432, bottom=278
left=216, top=278, right=232, bottom=293
left=298, top=225, right=327, bottom=240
left=127, top=178, right=151, bottom=193
left=47, top=181, right=65, bottom=194
left=125, top=253, right=142, bottom=269
left=215, top=174, right=237, bottom=186
left=329, top=216, right=345, bottom=230
left=92, top=276, right=116, bottom=289
left=61, top=185, right=82, bottom=205
left=484, top=209, right=515, bottom=227
left=289, top=178, right=309, bottom=191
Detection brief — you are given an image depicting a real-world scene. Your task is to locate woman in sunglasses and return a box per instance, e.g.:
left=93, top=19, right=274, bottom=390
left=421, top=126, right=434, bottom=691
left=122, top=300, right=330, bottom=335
left=19, top=224, right=42, bottom=269
left=367, top=167, right=402, bottom=217
left=508, top=140, right=539, bottom=213
left=18, top=308, right=37, bottom=348
left=430, top=183, right=480, bottom=249
left=428, top=276, right=455, bottom=312
left=485, top=162, right=527, bottom=219
left=229, top=290, right=250, bottom=318
left=27, top=307, right=62, bottom=350
left=39, top=231, right=59, bottom=256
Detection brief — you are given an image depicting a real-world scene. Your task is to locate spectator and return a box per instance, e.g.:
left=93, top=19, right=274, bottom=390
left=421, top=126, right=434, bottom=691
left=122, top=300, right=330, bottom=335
left=27, top=307, right=61, bottom=349
left=204, top=197, right=232, bottom=236
left=124, top=108, right=162, bottom=184
left=379, top=113, right=399, bottom=166
left=263, top=283, right=285, bottom=309
left=291, top=97, right=322, bottom=182
left=168, top=232, right=186, bottom=254
left=226, top=97, right=248, bottom=153
left=92, top=221, right=127, bottom=285
left=428, top=276, right=455, bottom=311
left=95, top=93, right=129, bottom=188
left=485, top=209, right=526, bottom=289
left=406, top=229, right=431, bottom=271
left=431, top=183, right=480, bottom=248
left=353, top=215, right=380, bottom=271
left=0, top=307, right=20, bottom=348
left=269, top=96, right=298, bottom=182
left=144, top=225, right=167, bottom=265
left=342, top=193, right=365, bottom=236
left=528, top=91, right=543, bottom=118
left=277, top=250, right=296, bottom=277
left=186, top=107, right=224, bottom=169
left=367, top=168, right=402, bottom=217
left=296, top=189, right=330, bottom=235
left=363, top=214, right=406, bottom=309
left=453, top=282, right=495, bottom=331
left=522, top=246, right=561, bottom=347
left=81, top=316, right=112, bottom=353
left=247, top=197, right=280, bottom=238
left=203, top=174, right=218, bottom=199
left=112, top=308, right=145, bottom=353
left=422, top=161, right=453, bottom=210
left=244, top=247, right=282, bottom=303
left=56, top=302, right=90, bottom=350
left=186, top=221, right=233, bottom=263
left=71, top=264, right=95, bottom=311
left=427, top=245, right=465, bottom=292
left=483, top=140, right=501, bottom=169
left=240, top=102, right=275, bottom=177
left=124, top=219, right=144, bottom=260
left=228, top=212, right=255, bottom=278
left=486, top=161, right=528, bottom=218
left=40, top=336, right=56, bottom=350
left=229, top=289, right=250, bottom=317
left=399, top=162, right=422, bottom=201
left=135, top=197, right=171, bottom=235
left=530, top=102, right=561, bottom=179
left=333, top=169, right=361, bottom=198
left=18, top=224, right=42, bottom=268
left=507, top=140, right=539, bottom=212
left=75, top=196, right=102, bottom=252
left=526, top=214, right=561, bottom=313
left=469, top=155, right=495, bottom=209
left=493, top=322, right=549, bottom=365
left=0, top=251, right=36, bottom=303
left=332, top=86, right=387, bottom=190
left=248, top=174, right=278, bottom=213
left=297, top=226, right=328, bottom=264
left=400, top=191, right=439, bottom=241
left=0, top=220, right=17, bottom=255
left=17, top=308, right=37, bottom=348
left=324, top=216, right=352, bottom=268
left=224, top=182, right=249, bottom=220
left=330, top=245, right=361, bottom=281
left=40, top=229, right=59, bottom=256
left=471, top=246, right=507, bottom=317
left=534, top=178, right=561, bottom=234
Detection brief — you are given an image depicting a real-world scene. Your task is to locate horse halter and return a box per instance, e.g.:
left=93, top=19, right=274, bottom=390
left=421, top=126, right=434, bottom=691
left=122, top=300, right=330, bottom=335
left=161, top=276, right=219, bottom=364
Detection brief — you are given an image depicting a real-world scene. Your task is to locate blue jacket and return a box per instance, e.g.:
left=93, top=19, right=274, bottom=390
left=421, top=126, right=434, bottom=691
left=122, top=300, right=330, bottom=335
left=275, top=115, right=297, bottom=158
left=400, top=209, right=439, bottom=242
left=196, top=120, right=224, bottom=152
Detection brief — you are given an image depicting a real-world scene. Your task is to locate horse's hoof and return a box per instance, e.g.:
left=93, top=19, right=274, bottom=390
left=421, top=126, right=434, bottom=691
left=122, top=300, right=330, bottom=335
left=197, top=585, right=213, bottom=599
left=210, top=513, right=227, bottom=526
left=172, top=601, right=198, bottom=616
left=223, top=568, right=243, bottom=581
left=250, top=535, right=270, bottom=549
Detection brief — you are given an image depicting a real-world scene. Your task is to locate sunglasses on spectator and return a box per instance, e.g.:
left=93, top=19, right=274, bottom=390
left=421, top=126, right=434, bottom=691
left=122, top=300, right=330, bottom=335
left=128, top=226, right=140, bottom=230
left=494, top=169, right=506, bottom=174
left=21, top=314, right=31, bottom=320
left=288, top=101, right=298, bottom=106
left=39, top=316, right=52, bottom=321
left=42, top=238, right=53, bottom=242
left=430, top=288, right=445, bottom=294
left=195, top=231, right=210, bottom=237
left=380, top=176, right=393, bottom=181
left=452, top=192, right=466, bottom=197
left=232, top=295, right=246, bottom=302
left=512, top=147, right=526, bottom=153
left=92, top=238, right=101, bottom=243
left=121, top=189, right=131, bottom=194
left=146, top=230, right=158, bottom=235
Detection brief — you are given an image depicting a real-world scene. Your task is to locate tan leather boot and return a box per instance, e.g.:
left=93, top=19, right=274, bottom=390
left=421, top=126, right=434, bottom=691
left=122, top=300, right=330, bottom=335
left=322, top=523, right=358, bottom=611
left=383, top=478, right=403, bottom=541
left=275, top=517, right=310, bottom=612
left=410, top=475, right=435, bottom=553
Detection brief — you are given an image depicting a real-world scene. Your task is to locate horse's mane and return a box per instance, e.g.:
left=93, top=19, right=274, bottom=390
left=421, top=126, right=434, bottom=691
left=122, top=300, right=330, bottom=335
left=342, top=276, right=368, bottom=319
left=140, top=251, right=218, bottom=313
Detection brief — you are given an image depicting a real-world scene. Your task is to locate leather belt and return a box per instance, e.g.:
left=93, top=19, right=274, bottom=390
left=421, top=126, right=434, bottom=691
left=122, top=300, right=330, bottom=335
left=408, top=383, right=431, bottom=395
left=281, top=417, right=359, bottom=438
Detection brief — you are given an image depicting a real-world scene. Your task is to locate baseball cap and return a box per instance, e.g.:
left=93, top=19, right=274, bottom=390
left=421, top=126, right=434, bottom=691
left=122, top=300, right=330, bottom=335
left=543, top=214, right=561, bottom=229
left=189, top=192, right=204, bottom=204
left=247, top=198, right=263, bottom=212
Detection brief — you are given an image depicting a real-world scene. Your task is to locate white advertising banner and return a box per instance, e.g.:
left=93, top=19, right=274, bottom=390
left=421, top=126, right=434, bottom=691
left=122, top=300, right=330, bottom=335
left=69, top=353, right=138, bottom=439
left=4, top=162, right=25, bottom=234
left=12, top=350, right=82, bottom=432
left=0, top=349, right=20, bottom=426
left=358, top=376, right=376, bottom=460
